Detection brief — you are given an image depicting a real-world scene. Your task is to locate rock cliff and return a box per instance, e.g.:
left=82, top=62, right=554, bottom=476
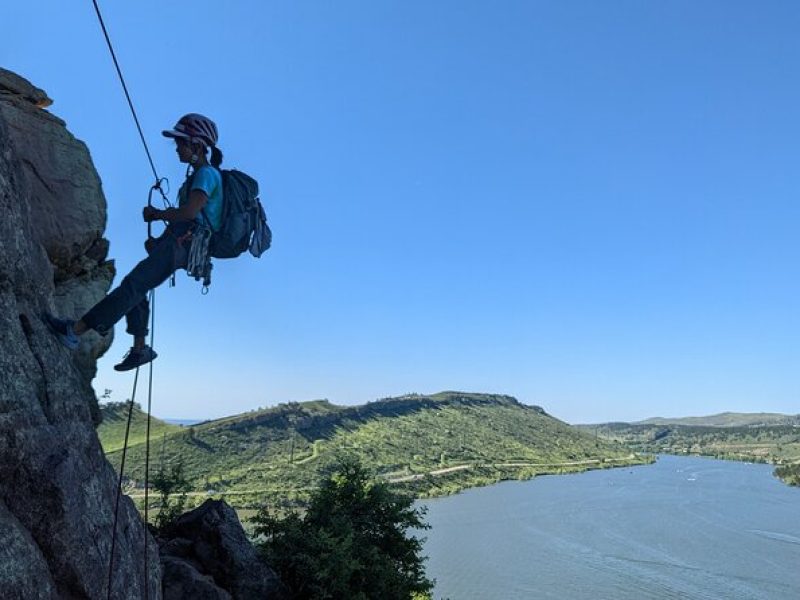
left=0, top=67, right=159, bottom=599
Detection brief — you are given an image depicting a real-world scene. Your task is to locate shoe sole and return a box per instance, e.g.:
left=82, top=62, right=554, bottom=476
left=113, top=352, right=158, bottom=372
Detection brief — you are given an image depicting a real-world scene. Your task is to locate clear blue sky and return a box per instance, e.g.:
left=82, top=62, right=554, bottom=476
left=5, top=1, right=799, bottom=423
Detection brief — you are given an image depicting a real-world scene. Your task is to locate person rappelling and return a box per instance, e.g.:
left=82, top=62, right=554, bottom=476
left=46, top=113, right=225, bottom=371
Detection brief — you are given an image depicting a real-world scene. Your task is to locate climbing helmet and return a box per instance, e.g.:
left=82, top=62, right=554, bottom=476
left=162, top=113, right=218, bottom=147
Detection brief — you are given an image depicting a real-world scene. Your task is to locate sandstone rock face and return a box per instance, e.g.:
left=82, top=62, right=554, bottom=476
left=0, top=68, right=160, bottom=598
left=160, top=500, right=289, bottom=600
left=0, top=68, right=114, bottom=388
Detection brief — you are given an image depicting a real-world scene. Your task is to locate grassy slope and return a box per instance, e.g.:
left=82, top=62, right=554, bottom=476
left=98, top=402, right=183, bottom=453
left=581, top=421, right=800, bottom=485
left=99, top=392, right=648, bottom=507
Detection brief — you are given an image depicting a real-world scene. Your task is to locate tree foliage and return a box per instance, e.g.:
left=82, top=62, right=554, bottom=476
left=253, top=457, right=434, bottom=599
left=151, top=460, right=192, bottom=534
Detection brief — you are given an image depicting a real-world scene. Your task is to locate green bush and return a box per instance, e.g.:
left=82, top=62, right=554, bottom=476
left=252, top=457, right=433, bottom=599
left=151, top=460, right=192, bottom=534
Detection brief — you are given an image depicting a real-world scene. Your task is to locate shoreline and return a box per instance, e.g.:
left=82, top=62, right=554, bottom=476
left=646, top=450, right=800, bottom=487
left=126, top=454, right=656, bottom=511
left=393, top=454, right=655, bottom=500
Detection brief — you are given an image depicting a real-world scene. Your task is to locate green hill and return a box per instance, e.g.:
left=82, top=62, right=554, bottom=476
left=98, top=392, right=648, bottom=507
left=580, top=421, right=800, bottom=485
left=634, top=412, right=800, bottom=428
left=98, top=401, right=183, bottom=452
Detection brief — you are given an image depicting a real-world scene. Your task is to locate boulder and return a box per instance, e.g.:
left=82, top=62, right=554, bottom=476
left=161, top=556, right=232, bottom=600
left=160, top=500, right=289, bottom=600
left=0, top=67, right=159, bottom=598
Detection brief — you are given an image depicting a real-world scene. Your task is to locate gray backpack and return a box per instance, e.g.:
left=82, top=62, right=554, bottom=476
left=202, top=169, right=271, bottom=259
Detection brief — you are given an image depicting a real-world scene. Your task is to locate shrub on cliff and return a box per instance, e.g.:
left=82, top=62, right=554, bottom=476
left=151, top=460, right=192, bottom=534
left=252, top=457, right=433, bottom=599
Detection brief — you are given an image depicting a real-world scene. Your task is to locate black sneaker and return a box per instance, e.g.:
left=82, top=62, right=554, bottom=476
left=114, top=346, right=158, bottom=371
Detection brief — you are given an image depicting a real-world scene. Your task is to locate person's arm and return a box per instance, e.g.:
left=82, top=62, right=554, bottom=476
left=143, top=189, right=208, bottom=223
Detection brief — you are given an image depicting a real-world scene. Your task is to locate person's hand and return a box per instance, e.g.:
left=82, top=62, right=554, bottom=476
left=142, top=206, right=161, bottom=222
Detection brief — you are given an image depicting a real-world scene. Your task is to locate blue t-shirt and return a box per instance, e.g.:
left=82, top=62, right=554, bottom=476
left=179, top=165, right=223, bottom=230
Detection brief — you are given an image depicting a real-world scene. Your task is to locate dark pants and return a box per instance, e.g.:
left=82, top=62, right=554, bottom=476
left=82, top=225, right=189, bottom=338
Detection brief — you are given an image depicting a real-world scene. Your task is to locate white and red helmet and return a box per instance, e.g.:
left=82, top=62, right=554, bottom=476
left=162, top=113, right=218, bottom=147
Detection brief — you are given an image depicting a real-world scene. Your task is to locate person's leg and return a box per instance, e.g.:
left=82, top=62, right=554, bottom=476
left=110, top=237, right=188, bottom=370
left=81, top=234, right=184, bottom=336
left=125, top=296, right=149, bottom=349
left=46, top=229, right=187, bottom=354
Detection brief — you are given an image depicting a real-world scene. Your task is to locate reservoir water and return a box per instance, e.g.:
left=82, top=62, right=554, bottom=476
left=420, top=455, right=800, bottom=599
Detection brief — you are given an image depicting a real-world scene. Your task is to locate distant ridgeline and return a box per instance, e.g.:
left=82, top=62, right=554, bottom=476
left=579, top=413, right=800, bottom=486
left=98, top=392, right=648, bottom=508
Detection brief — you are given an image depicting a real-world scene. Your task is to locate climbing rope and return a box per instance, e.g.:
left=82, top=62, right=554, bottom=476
left=107, top=368, right=141, bottom=599
left=143, top=289, right=157, bottom=600
left=90, top=0, right=168, bottom=205
left=89, top=2, right=166, bottom=598
left=105, top=290, right=157, bottom=600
